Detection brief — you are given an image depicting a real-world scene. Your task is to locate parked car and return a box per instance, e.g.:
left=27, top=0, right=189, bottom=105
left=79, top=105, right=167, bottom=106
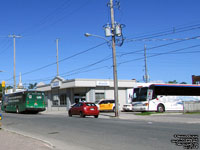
left=68, top=102, right=99, bottom=118
left=96, top=99, right=115, bottom=112
left=122, top=103, right=133, bottom=112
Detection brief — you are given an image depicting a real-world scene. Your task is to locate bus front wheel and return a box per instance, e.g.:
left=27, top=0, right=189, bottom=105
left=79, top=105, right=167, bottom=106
left=157, top=104, right=165, bottom=113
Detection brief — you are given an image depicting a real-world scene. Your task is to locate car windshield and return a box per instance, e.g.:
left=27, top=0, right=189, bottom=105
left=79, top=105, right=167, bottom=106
left=85, top=103, right=96, bottom=106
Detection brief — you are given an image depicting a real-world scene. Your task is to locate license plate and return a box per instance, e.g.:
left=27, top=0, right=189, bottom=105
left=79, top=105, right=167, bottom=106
left=90, top=108, right=94, bottom=110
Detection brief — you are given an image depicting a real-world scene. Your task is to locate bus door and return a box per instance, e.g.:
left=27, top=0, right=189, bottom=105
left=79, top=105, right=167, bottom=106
left=147, top=89, right=153, bottom=111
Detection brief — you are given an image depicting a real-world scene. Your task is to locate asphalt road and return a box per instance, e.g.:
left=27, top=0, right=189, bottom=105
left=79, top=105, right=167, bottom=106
left=2, top=112, right=200, bottom=150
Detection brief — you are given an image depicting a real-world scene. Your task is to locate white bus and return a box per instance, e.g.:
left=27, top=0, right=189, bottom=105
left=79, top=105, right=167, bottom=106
left=132, top=84, right=200, bottom=112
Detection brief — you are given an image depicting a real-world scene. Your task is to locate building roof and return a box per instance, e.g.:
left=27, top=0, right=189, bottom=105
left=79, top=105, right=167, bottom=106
left=36, top=78, right=136, bottom=91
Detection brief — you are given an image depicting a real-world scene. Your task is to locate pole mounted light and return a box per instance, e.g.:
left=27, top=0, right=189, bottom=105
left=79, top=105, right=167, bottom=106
left=85, top=0, right=125, bottom=118
left=84, top=33, right=111, bottom=43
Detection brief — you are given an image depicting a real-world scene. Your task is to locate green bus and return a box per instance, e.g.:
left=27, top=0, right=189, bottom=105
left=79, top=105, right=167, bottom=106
left=1, top=90, right=46, bottom=113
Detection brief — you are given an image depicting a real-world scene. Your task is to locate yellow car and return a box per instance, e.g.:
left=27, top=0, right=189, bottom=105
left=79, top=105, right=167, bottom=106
left=96, top=99, right=115, bottom=112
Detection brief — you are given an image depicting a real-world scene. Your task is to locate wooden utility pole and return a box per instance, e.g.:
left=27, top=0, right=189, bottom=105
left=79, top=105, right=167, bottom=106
left=144, top=44, right=148, bottom=83
left=8, top=34, right=22, bottom=92
left=110, top=0, right=119, bottom=117
left=56, top=38, right=59, bottom=76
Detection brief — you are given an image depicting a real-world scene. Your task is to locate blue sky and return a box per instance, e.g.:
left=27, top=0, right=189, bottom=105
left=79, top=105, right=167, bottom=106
left=0, top=0, right=200, bottom=87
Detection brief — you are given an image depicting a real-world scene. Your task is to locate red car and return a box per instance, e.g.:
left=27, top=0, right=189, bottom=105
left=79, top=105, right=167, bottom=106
left=68, top=102, right=99, bottom=118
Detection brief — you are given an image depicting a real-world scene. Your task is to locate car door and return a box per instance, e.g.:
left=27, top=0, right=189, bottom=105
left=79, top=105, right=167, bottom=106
left=71, top=103, right=79, bottom=115
left=99, top=101, right=106, bottom=111
left=107, top=100, right=113, bottom=110
left=76, top=103, right=83, bottom=114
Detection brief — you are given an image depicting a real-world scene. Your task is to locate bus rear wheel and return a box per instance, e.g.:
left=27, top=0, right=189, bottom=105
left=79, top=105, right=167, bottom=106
left=157, top=104, right=165, bottom=113
left=4, top=106, right=7, bottom=113
left=16, top=106, right=19, bottom=114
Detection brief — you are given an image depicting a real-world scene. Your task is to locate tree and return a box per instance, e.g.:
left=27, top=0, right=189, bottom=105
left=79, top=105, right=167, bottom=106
left=180, top=82, right=187, bottom=84
left=168, top=80, right=178, bottom=84
left=28, top=83, right=37, bottom=89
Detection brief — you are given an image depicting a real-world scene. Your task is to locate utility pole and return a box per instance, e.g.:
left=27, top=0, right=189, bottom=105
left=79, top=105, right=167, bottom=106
left=56, top=38, right=59, bottom=76
left=8, top=34, right=22, bottom=92
left=109, top=0, right=119, bottom=117
left=144, top=44, right=148, bottom=83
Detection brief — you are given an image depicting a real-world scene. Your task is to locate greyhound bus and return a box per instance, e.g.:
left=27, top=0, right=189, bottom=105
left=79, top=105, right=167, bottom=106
left=132, top=84, right=200, bottom=112
left=1, top=90, right=46, bottom=114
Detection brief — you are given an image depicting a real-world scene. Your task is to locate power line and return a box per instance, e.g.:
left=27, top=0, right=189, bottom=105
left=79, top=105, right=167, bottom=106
left=5, top=42, right=107, bottom=81
left=22, top=43, right=200, bottom=84
left=0, top=39, right=12, bottom=55
left=20, top=0, right=73, bottom=36
left=22, top=0, right=90, bottom=37
left=118, top=44, right=200, bottom=65
left=22, top=55, right=112, bottom=83
left=125, top=23, right=200, bottom=42
left=16, top=36, right=199, bottom=83
left=119, top=35, right=200, bottom=57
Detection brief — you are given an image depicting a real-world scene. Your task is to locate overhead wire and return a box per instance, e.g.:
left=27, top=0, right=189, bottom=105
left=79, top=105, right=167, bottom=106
left=119, top=35, right=200, bottom=57
left=20, top=0, right=73, bottom=36
left=118, top=44, right=200, bottom=66
left=125, top=24, right=200, bottom=44
left=5, top=41, right=107, bottom=82
left=22, top=54, right=112, bottom=83
left=0, top=39, right=12, bottom=56
left=22, top=37, right=200, bottom=84
left=22, top=0, right=90, bottom=37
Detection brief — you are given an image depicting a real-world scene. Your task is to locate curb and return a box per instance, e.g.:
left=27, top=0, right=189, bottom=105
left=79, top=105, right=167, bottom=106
left=2, top=128, right=55, bottom=149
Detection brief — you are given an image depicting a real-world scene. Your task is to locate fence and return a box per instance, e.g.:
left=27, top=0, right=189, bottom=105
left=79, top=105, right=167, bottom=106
left=183, top=101, right=200, bottom=113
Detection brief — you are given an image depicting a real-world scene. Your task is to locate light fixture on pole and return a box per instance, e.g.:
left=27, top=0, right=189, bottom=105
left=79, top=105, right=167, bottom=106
left=84, top=33, right=110, bottom=42
left=85, top=0, right=125, bottom=118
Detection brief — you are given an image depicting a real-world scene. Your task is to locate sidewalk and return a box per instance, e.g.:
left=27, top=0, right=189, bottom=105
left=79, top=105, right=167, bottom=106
left=0, top=129, right=53, bottom=150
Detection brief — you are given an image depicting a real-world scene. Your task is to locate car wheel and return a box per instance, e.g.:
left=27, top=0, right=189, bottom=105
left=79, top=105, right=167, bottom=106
left=157, top=104, right=165, bottom=113
left=94, top=115, right=98, bottom=118
left=113, top=107, right=115, bottom=112
left=80, top=112, right=85, bottom=118
left=68, top=111, right=72, bottom=117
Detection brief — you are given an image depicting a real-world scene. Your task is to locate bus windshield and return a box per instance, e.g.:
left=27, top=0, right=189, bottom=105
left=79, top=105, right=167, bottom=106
left=133, top=87, right=148, bottom=102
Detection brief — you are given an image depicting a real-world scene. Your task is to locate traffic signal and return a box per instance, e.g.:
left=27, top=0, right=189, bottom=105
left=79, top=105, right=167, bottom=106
left=2, top=81, right=5, bottom=88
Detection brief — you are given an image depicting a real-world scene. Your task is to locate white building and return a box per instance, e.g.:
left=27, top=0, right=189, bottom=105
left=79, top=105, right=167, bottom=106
left=36, top=77, right=136, bottom=111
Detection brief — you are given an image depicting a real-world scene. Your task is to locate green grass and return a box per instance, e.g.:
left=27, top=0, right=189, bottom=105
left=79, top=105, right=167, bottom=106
left=184, top=112, right=200, bottom=115
left=135, top=112, right=163, bottom=116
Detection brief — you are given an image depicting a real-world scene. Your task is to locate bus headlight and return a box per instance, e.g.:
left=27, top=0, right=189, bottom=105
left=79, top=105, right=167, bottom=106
left=143, top=103, right=149, bottom=106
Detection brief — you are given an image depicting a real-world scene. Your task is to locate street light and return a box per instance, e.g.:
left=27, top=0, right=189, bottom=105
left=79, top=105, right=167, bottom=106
left=84, top=0, right=125, bottom=118
left=85, top=32, right=119, bottom=117
left=84, top=33, right=111, bottom=43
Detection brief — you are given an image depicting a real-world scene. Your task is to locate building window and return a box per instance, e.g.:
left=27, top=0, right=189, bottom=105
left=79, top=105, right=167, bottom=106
left=52, top=95, right=59, bottom=106
left=74, top=94, right=86, bottom=103
left=95, top=93, right=105, bottom=102
left=60, top=94, right=67, bottom=106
